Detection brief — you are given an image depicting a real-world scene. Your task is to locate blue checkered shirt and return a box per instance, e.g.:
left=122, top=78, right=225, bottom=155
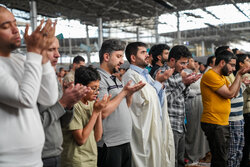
left=155, top=64, right=190, bottom=133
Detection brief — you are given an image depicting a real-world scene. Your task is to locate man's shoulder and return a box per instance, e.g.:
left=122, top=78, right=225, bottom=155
left=64, top=70, right=74, bottom=82
left=202, top=69, right=216, bottom=80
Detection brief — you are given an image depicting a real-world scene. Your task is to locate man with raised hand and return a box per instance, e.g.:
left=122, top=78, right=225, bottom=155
left=154, top=45, right=201, bottom=167
left=123, top=42, right=175, bottom=167
left=97, top=39, right=145, bottom=167
left=38, top=36, right=89, bottom=167
left=0, top=6, right=58, bottom=167
left=200, top=50, right=250, bottom=167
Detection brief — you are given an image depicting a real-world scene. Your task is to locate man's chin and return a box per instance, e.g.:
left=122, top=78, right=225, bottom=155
left=52, top=63, right=57, bottom=67
left=112, top=68, right=119, bottom=73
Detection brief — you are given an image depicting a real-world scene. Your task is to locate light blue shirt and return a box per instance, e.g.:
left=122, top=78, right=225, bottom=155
left=130, top=64, right=165, bottom=118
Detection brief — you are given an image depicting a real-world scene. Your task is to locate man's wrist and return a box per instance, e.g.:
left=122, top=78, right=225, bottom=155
left=27, top=47, right=42, bottom=55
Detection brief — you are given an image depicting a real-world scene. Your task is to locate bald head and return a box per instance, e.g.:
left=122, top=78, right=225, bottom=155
left=0, top=6, right=8, bottom=12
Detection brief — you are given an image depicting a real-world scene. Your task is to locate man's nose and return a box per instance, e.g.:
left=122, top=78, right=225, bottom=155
left=55, top=50, right=60, bottom=58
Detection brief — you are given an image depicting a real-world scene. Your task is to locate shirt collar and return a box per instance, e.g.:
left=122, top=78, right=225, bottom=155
left=97, top=67, right=112, bottom=79
left=130, top=64, right=148, bottom=75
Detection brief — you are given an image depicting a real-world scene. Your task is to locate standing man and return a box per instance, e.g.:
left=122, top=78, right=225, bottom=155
left=155, top=45, right=200, bottom=167
left=97, top=39, right=145, bottom=167
left=184, top=57, right=209, bottom=165
left=63, top=55, right=85, bottom=85
left=38, top=37, right=88, bottom=167
left=226, top=54, right=250, bottom=167
left=204, top=56, right=216, bottom=73
left=123, top=42, right=175, bottom=167
left=0, top=7, right=58, bottom=166
left=200, top=50, right=249, bottom=167
left=149, top=44, right=170, bottom=77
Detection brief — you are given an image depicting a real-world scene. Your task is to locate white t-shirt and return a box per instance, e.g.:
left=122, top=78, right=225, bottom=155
left=0, top=53, right=58, bottom=167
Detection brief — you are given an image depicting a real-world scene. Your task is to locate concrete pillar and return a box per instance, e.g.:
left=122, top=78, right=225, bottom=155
left=69, top=38, right=72, bottom=63
left=136, top=27, right=140, bottom=41
left=86, top=25, right=91, bottom=64
left=29, top=1, right=37, bottom=32
left=177, top=12, right=181, bottom=45
left=211, top=43, right=215, bottom=55
left=201, top=41, right=205, bottom=56
left=155, top=13, right=159, bottom=44
left=97, top=18, right=103, bottom=49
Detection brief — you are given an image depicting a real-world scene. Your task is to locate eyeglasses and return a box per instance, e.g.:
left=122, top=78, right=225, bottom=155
left=179, top=62, right=189, bottom=66
left=244, top=59, right=250, bottom=63
left=228, top=63, right=236, bottom=68
left=90, top=87, right=100, bottom=93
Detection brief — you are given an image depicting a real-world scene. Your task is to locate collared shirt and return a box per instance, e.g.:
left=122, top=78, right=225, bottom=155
left=97, top=68, right=132, bottom=147
left=183, top=68, right=202, bottom=98
left=156, top=64, right=190, bottom=133
left=63, top=69, right=75, bottom=83
left=130, top=64, right=165, bottom=108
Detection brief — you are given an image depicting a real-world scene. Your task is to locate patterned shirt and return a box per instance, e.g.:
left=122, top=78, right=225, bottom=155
left=156, top=64, right=190, bottom=133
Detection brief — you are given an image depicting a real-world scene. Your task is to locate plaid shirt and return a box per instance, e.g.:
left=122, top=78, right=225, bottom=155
left=156, top=64, right=190, bottom=133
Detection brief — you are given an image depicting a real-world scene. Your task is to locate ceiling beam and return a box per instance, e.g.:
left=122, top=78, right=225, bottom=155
left=83, top=0, right=140, bottom=17
left=202, top=8, right=220, bottom=20
left=230, top=0, right=250, bottom=20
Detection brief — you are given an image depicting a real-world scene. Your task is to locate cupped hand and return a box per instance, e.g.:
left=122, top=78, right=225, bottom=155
left=93, top=94, right=111, bottom=112
left=123, top=80, right=146, bottom=97
left=155, top=68, right=175, bottom=83
left=24, top=19, right=57, bottom=55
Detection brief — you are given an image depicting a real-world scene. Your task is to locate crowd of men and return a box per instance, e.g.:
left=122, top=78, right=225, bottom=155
left=0, top=6, right=250, bottom=167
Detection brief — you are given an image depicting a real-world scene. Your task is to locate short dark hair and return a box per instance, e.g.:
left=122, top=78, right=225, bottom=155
left=236, top=54, right=249, bottom=72
left=151, top=44, right=170, bottom=66
left=59, top=67, right=64, bottom=72
left=149, top=45, right=157, bottom=56
left=125, top=42, right=147, bottom=63
left=206, top=56, right=216, bottom=66
left=215, top=50, right=236, bottom=66
left=215, top=46, right=230, bottom=57
left=75, top=66, right=101, bottom=86
left=232, top=48, right=239, bottom=55
left=168, top=45, right=191, bottom=61
left=73, top=55, right=85, bottom=64
left=99, top=39, right=125, bottom=64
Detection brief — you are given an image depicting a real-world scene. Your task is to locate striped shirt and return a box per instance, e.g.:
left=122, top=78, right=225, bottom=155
left=226, top=74, right=246, bottom=121
left=229, top=85, right=246, bottom=121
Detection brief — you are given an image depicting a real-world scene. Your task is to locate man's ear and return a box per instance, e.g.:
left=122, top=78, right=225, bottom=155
left=239, top=62, right=244, bottom=68
left=103, top=53, right=110, bottom=62
left=131, top=54, right=136, bottom=63
left=220, top=59, right=226, bottom=66
left=157, top=55, right=162, bottom=61
left=170, top=57, right=175, bottom=63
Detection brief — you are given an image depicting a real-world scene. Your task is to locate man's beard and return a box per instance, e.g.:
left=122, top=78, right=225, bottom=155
left=112, top=67, right=118, bottom=73
left=221, top=64, right=229, bottom=76
left=161, top=58, right=167, bottom=64
left=9, top=43, right=20, bottom=51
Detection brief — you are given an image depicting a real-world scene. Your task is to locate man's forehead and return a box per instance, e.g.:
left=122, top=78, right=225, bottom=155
left=229, top=59, right=236, bottom=63
left=178, top=57, right=189, bottom=61
left=138, top=46, right=146, bottom=51
left=111, top=50, right=124, bottom=55
left=0, top=9, right=15, bottom=25
left=49, top=38, right=60, bottom=48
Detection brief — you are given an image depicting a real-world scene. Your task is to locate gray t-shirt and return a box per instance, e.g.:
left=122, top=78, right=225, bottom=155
left=97, top=68, right=132, bottom=147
